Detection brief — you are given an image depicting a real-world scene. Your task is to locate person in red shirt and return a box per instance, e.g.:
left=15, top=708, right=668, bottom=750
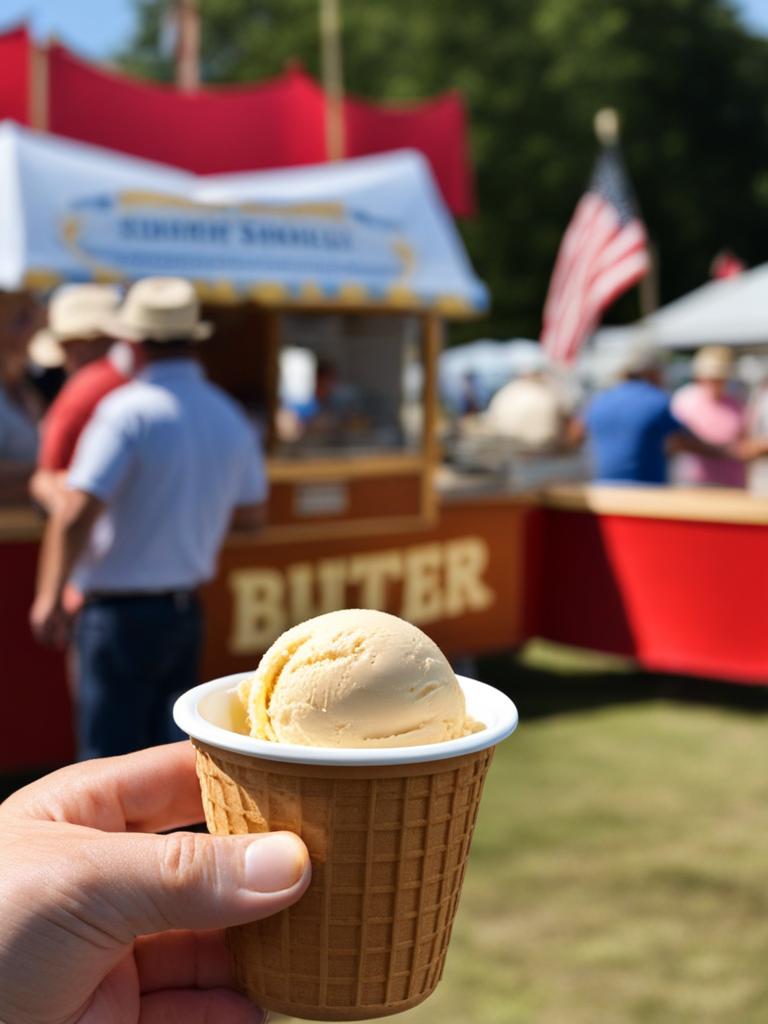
left=29, top=285, right=132, bottom=512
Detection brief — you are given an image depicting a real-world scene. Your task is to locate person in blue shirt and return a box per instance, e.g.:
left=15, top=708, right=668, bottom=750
left=30, top=278, right=268, bottom=759
left=579, top=344, right=740, bottom=484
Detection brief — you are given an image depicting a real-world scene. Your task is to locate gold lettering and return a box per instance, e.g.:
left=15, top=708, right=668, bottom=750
left=317, top=558, right=347, bottom=612
left=348, top=550, right=403, bottom=609
left=228, top=569, right=286, bottom=653
left=401, top=543, right=443, bottom=624
left=444, top=537, right=495, bottom=616
left=287, top=562, right=317, bottom=622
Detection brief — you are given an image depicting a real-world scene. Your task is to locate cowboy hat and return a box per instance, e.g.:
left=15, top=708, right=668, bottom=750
left=102, top=277, right=213, bottom=343
left=28, top=329, right=65, bottom=369
left=48, top=283, right=121, bottom=342
left=692, top=345, right=733, bottom=381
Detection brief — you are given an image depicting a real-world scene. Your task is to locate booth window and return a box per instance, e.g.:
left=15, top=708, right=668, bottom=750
left=275, top=313, right=423, bottom=456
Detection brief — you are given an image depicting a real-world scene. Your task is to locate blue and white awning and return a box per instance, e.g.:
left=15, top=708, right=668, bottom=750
left=0, top=121, right=488, bottom=316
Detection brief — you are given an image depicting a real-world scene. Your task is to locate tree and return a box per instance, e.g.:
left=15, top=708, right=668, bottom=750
left=121, top=0, right=768, bottom=341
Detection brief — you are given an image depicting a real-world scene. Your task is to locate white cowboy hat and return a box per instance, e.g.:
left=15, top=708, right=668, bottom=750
left=692, top=345, right=733, bottom=381
left=102, top=277, right=213, bottom=343
left=28, top=329, right=65, bottom=369
left=616, top=339, right=664, bottom=378
left=48, top=283, right=122, bottom=342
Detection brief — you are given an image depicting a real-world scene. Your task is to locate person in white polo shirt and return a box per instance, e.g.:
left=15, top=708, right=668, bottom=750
left=31, top=277, right=267, bottom=759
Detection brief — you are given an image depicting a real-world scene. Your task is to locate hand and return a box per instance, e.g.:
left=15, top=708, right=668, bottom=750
left=728, top=436, right=768, bottom=462
left=29, top=591, right=72, bottom=648
left=0, top=742, right=311, bottom=1024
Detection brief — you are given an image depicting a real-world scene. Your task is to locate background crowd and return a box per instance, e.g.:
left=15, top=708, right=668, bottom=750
left=1, top=279, right=267, bottom=761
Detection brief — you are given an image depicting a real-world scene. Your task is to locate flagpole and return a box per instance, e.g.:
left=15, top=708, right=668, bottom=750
left=593, top=108, right=658, bottom=317
left=319, top=0, right=346, bottom=160
left=175, top=0, right=201, bottom=91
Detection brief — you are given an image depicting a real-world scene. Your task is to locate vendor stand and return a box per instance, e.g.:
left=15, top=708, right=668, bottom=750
left=0, top=122, right=532, bottom=769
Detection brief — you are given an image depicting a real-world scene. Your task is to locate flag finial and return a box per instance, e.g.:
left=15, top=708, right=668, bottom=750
left=594, top=107, right=620, bottom=146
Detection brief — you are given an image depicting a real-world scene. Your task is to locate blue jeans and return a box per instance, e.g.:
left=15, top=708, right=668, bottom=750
left=74, top=593, right=203, bottom=760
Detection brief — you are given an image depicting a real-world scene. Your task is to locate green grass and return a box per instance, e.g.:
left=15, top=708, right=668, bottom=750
left=410, top=701, right=768, bottom=1024
left=295, top=647, right=768, bottom=1023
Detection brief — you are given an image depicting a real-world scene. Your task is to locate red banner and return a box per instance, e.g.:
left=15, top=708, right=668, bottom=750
left=48, top=46, right=327, bottom=173
left=0, top=28, right=473, bottom=215
left=0, top=26, right=30, bottom=125
left=344, top=91, right=475, bottom=217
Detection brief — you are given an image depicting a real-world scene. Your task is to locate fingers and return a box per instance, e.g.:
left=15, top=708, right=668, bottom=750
left=135, top=930, right=232, bottom=993
left=2, top=743, right=204, bottom=833
left=139, top=989, right=265, bottom=1024
left=76, top=829, right=311, bottom=942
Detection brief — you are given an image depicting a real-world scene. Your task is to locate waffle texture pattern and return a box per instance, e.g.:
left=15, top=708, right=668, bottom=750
left=194, top=741, right=493, bottom=1020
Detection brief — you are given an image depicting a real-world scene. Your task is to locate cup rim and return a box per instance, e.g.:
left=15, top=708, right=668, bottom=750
left=173, top=672, right=518, bottom=767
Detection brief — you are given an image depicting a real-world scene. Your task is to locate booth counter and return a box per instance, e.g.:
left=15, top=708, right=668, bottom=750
left=5, top=481, right=767, bottom=771
left=534, top=485, right=768, bottom=684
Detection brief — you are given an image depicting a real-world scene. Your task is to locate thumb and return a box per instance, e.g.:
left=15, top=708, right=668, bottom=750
left=76, top=830, right=311, bottom=942
left=139, top=989, right=266, bottom=1024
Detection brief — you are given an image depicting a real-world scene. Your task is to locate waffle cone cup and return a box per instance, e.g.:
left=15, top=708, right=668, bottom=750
left=175, top=675, right=517, bottom=1021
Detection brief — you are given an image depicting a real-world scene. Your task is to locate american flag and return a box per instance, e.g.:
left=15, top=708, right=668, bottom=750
left=540, top=145, right=650, bottom=364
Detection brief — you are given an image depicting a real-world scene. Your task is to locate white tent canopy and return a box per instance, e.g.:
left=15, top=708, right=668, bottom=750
left=439, top=338, right=545, bottom=401
left=0, top=120, right=487, bottom=314
left=591, top=262, right=768, bottom=351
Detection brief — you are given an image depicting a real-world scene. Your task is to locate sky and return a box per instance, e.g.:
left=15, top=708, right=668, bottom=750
left=0, top=0, right=767, bottom=60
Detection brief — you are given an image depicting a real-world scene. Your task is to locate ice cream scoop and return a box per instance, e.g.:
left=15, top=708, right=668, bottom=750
left=237, top=608, right=474, bottom=747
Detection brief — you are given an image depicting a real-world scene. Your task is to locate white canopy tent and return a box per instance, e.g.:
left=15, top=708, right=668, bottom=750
left=0, top=120, right=487, bottom=315
left=438, top=338, right=544, bottom=408
left=591, top=262, right=768, bottom=352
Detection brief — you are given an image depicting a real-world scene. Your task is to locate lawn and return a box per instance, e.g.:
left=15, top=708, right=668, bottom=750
left=296, top=646, right=768, bottom=1024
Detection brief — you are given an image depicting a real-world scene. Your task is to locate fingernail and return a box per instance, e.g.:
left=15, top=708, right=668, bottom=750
left=244, top=833, right=307, bottom=892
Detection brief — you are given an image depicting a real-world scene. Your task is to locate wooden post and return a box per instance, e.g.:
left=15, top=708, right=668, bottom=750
left=639, top=241, right=659, bottom=317
left=319, top=0, right=345, bottom=160
left=421, top=314, right=442, bottom=524
left=175, top=0, right=201, bottom=91
left=263, top=308, right=281, bottom=454
left=29, top=42, right=49, bottom=131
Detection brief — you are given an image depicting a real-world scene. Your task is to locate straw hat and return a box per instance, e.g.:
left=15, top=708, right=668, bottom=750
left=692, top=345, right=733, bottom=381
left=103, top=277, right=212, bottom=343
left=48, top=284, right=122, bottom=342
left=616, top=339, right=663, bottom=378
left=28, top=329, right=65, bottom=369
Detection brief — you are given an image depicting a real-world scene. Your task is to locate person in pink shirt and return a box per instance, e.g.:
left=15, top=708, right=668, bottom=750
left=671, top=346, right=747, bottom=487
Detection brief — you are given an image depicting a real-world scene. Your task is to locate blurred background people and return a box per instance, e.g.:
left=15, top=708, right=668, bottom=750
left=459, top=370, right=485, bottom=415
left=577, top=344, right=744, bottom=485
left=0, top=291, right=42, bottom=503
left=671, top=345, right=747, bottom=487
left=26, top=328, right=67, bottom=410
left=29, top=285, right=128, bottom=514
left=747, top=362, right=768, bottom=495
left=484, top=348, right=572, bottom=452
left=31, top=277, right=268, bottom=759
left=291, top=357, right=372, bottom=447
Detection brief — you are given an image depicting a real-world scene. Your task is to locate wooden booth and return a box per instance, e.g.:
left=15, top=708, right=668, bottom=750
left=0, top=122, right=532, bottom=769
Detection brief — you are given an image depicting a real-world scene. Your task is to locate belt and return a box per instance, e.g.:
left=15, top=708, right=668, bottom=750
left=84, top=589, right=199, bottom=606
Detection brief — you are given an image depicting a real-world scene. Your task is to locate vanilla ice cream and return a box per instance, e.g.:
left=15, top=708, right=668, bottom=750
left=237, top=608, right=475, bottom=748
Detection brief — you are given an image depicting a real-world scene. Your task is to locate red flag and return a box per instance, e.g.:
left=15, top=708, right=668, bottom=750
left=541, top=146, right=650, bottom=364
left=710, top=250, right=746, bottom=280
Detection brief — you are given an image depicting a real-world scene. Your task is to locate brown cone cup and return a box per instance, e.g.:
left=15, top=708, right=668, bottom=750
left=194, top=740, right=495, bottom=1021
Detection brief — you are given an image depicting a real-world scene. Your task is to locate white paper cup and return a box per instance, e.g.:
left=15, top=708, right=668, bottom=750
left=174, top=675, right=517, bottom=1021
